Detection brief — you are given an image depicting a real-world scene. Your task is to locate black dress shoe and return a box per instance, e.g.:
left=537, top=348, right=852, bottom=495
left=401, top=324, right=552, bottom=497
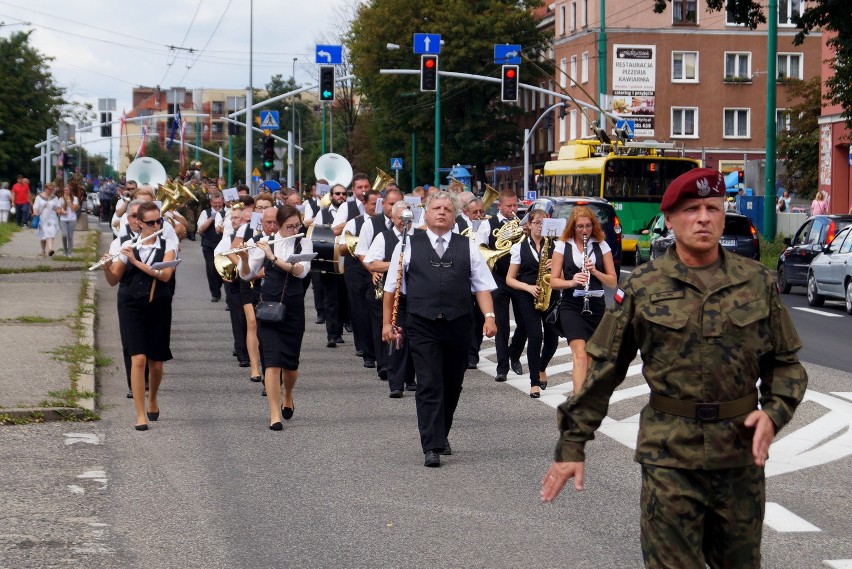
left=250, top=375, right=263, bottom=382
left=238, top=360, right=251, bottom=368
left=334, top=335, right=344, bottom=344
left=344, top=322, right=352, bottom=333
left=326, top=339, right=337, bottom=348
left=211, top=296, right=220, bottom=302
left=282, top=406, right=294, bottom=420
left=405, top=382, right=417, bottom=391
left=539, top=381, right=548, bottom=390
left=424, top=451, right=441, bottom=467
left=363, top=359, right=376, bottom=368
left=378, top=368, right=388, bottom=381
left=510, top=359, right=524, bottom=375
left=315, top=316, right=325, bottom=324
left=232, top=350, right=237, bottom=357
left=439, top=441, right=452, bottom=456
left=355, top=349, right=364, bottom=357
left=530, top=389, right=541, bottom=399
left=269, top=422, right=283, bottom=431
left=126, top=390, right=133, bottom=399
left=261, top=386, right=267, bottom=397
left=467, top=361, right=477, bottom=369
left=495, top=373, right=507, bottom=382
left=146, top=411, right=159, bottom=421
left=134, top=424, right=148, bottom=431
left=388, top=390, right=403, bottom=399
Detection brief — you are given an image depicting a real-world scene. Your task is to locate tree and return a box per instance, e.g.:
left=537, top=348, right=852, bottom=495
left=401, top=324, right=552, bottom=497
left=776, top=77, right=821, bottom=199
left=346, top=0, right=551, bottom=186
left=653, top=0, right=852, bottom=129
left=0, top=31, right=66, bottom=181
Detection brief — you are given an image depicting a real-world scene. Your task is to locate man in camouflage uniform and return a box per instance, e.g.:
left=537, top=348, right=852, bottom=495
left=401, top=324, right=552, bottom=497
left=540, top=168, right=808, bottom=568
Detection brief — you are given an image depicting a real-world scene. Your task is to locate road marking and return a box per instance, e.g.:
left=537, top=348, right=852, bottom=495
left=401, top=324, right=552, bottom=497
left=67, top=484, right=85, bottom=495
left=763, top=502, right=821, bottom=532
left=64, top=433, right=103, bottom=445
left=792, top=307, right=844, bottom=318
left=824, top=561, right=852, bottom=568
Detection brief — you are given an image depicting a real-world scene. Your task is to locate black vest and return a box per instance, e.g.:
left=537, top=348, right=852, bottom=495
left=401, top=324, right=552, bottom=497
left=200, top=208, right=223, bottom=251
left=343, top=216, right=366, bottom=272
left=384, top=230, right=401, bottom=261
left=319, top=206, right=335, bottom=225
left=517, top=238, right=554, bottom=286
left=260, top=237, right=304, bottom=298
left=487, top=216, right=513, bottom=282
left=370, top=213, right=390, bottom=246
left=346, top=200, right=360, bottom=221
left=455, top=215, right=469, bottom=234
left=118, top=239, right=168, bottom=300
left=307, top=198, right=320, bottom=217
left=406, top=232, right=471, bottom=321
left=561, top=241, right=604, bottom=292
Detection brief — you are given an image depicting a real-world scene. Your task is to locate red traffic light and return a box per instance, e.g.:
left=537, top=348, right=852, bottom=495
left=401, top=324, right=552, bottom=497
left=505, top=68, right=516, bottom=79
left=424, top=59, right=435, bottom=69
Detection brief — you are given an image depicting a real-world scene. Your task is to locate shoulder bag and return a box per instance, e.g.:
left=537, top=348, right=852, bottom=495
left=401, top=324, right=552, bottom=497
left=255, top=272, right=288, bottom=323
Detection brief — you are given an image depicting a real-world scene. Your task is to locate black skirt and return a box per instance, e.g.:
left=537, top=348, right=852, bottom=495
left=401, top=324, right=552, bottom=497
left=117, top=294, right=173, bottom=361
left=257, top=294, right=305, bottom=369
left=559, top=293, right=605, bottom=342
left=239, top=278, right=260, bottom=306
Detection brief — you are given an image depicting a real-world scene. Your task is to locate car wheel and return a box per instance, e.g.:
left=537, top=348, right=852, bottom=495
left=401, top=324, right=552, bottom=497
left=846, top=280, right=852, bottom=315
left=635, top=249, right=643, bottom=266
left=777, top=266, right=792, bottom=294
left=806, top=272, right=825, bottom=307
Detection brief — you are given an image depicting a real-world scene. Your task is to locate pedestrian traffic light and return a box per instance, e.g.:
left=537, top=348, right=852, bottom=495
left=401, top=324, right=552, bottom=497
left=501, top=65, right=519, bottom=102
left=262, top=136, right=275, bottom=171
left=319, top=66, right=335, bottom=102
left=420, top=55, right=438, bottom=92
left=737, top=170, right=744, bottom=185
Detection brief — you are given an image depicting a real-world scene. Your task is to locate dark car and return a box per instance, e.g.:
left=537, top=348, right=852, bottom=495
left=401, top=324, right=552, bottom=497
left=648, top=213, right=760, bottom=262
left=777, top=214, right=852, bottom=293
left=528, top=196, right=622, bottom=274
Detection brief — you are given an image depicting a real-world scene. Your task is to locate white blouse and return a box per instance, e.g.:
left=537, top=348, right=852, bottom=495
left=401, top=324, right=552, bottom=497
left=554, top=237, right=611, bottom=269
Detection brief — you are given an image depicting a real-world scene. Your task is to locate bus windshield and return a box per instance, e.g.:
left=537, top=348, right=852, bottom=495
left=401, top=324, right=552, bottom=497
left=603, top=158, right=698, bottom=202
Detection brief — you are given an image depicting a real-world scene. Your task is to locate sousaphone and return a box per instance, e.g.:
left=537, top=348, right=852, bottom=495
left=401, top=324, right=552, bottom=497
left=125, top=157, right=167, bottom=188
left=314, top=153, right=353, bottom=208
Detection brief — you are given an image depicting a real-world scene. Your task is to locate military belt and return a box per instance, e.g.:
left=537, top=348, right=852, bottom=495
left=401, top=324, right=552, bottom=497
left=649, top=391, right=758, bottom=422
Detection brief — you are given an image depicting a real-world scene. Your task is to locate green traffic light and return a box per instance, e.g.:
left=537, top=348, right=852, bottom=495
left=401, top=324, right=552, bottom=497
left=263, top=160, right=274, bottom=169
left=323, top=90, right=332, bottom=99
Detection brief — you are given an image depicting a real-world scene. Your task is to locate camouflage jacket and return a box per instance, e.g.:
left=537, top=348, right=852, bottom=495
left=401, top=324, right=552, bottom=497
left=555, top=246, right=808, bottom=469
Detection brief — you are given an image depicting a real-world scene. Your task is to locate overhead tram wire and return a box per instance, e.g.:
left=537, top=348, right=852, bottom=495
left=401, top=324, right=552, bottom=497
left=158, top=0, right=203, bottom=86
left=176, top=0, right=234, bottom=85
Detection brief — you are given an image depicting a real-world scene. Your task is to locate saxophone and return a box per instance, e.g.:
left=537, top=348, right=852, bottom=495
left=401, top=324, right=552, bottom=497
left=533, top=237, right=552, bottom=312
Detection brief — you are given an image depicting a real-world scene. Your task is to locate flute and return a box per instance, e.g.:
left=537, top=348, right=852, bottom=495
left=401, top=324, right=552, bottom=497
left=222, top=233, right=303, bottom=256
left=88, top=228, right=167, bottom=270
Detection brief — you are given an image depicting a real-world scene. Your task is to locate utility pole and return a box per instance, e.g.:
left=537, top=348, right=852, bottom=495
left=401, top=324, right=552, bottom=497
left=598, top=0, right=608, bottom=128
left=245, top=0, right=254, bottom=188
left=764, top=0, right=778, bottom=239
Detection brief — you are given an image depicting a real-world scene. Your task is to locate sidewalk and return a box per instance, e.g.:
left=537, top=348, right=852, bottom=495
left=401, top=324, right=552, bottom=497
left=0, top=222, right=97, bottom=421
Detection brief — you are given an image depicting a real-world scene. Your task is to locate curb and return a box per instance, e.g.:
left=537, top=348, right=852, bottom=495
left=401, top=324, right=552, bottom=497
left=77, top=272, right=97, bottom=411
left=0, top=407, right=92, bottom=422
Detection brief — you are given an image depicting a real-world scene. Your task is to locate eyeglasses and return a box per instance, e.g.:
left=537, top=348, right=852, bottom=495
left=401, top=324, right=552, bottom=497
left=281, top=223, right=301, bottom=231
left=529, top=221, right=542, bottom=226
left=575, top=223, right=593, bottom=229
left=140, top=217, right=163, bottom=227
left=333, top=192, right=347, bottom=196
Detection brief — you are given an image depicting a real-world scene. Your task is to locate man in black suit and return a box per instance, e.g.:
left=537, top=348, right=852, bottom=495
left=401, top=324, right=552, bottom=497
left=382, top=192, right=497, bottom=468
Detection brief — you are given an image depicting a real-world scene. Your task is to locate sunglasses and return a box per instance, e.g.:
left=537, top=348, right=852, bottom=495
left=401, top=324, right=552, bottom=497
left=140, top=217, right=163, bottom=227
left=333, top=191, right=347, bottom=196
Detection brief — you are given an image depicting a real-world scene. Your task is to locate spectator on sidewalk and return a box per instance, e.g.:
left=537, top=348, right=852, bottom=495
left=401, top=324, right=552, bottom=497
left=811, top=191, right=829, bottom=216
left=11, top=175, right=32, bottom=227
left=33, top=183, right=60, bottom=256
left=0, top=182, right=12, bottom=223
left=56, top=184, right=80, bottom=257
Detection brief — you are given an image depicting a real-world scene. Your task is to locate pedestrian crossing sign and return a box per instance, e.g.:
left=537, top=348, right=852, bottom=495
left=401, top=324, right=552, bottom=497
left=259, top=111, right=279, bottom=130
left=390, top=157, right=403, bottom=171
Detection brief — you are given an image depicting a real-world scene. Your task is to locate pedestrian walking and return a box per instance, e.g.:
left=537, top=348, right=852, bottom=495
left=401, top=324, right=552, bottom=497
left=33, top=183, right=60, bottom=256
left=56, top=184, right=79, bottom=257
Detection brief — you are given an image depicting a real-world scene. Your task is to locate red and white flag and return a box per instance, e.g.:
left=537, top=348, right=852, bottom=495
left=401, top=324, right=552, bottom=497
left=179, top=118, right=187, bottom=172
left=614, top=288, right=625, bottom=305
left=134, top=125, right=148, bottom=159
left=119, top=109, right=128, bottom=157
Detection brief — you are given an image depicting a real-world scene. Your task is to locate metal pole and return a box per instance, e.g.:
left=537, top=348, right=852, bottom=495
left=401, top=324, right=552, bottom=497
left=434, top=72, right=441, bottom=187
left=598, top=0, right=608, bottom=128
left=228, top=135, right=233, bottom=185
left=298, top=119, right=302, bottom=190
left=321, top=104, right=327, bottom=154
left=219, top=146, right=224, bottom=179
left=287, top=129, right=294, bottom=186
left=245, top=0, right=254, bottom=188
left=46, top=128, right=52, bottom=182
left=195, top=116, right=200, bottom=160
left=411, top=131, right=416, bottom=191
left=523, top=128, right=530, bottom=196
left=764, top=0, right=778, bottom=238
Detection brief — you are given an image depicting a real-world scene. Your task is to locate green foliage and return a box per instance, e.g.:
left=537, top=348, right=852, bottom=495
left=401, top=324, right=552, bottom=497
left=760, top=233, right=789, bottom=271
left=346, top=0, right=551, bottom=184
left=777, top=77, right=821, bottom=199
left=0, top=221, right=21, bottom=246
left=0, top=32, right=66, bottom=181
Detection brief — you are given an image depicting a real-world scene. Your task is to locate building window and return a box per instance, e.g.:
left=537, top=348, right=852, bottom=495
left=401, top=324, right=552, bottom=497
left=581, top=52, right=589, bottom=83
left=725, top=0, right=745, bottom=25
left=211, top=122, right=224, bottom=135
left=672, top=0, right=697, bottom=23
left=570, top=1, right=577, bottom=31
left=226, top=95, right=246, bottom=112
left=560, top=58, right=567, bottom=89
left=560, top=5, right=566, bottom=35
left=779, top=0, right=803, bottom=26
left=570, top=109, right=577, bottom=140
left=724, top=52, right=751, bottom=80
left=560, top=115, right=566, bottom=142
left=671, top=107, right=698, bottom=138
left=540, top=83, right=545, bottom=109
left=581, top=0, right=588, bottom=27
left=672, top=52, right=698, bottom=82
left=211, top=101, right=225, bottom=116
left=549, top=80, right=554, bottom=105
left=777, top=53, right=803, bottom=80
left=581, top=113, right=588, bottom=137
left=570, top=55, right=577, bottom=85
left=776, top=109, right=792, bottom=133
left=724, top=108, right=750, bottom=138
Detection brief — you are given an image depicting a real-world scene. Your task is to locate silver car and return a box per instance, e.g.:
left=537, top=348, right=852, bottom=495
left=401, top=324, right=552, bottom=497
left=807, top=225, right=852, bottom=314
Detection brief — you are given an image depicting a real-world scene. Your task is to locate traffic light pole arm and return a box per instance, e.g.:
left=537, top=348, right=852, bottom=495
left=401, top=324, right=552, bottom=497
left=34, top=113, right=211, bottom=149
left=524, top=102, right=569, bottom=146
left=227, top=74, right=355, bottom=119
left=219, top=118, right=303, bottom=151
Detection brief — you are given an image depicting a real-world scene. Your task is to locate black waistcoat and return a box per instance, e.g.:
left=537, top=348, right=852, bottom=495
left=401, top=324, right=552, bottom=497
left=455, top=215, right=469, bottom=234
left=406, top=232, right=471, bottom=321
left=118, top=239, right=168, bottom=300
left=200, top=208, right=223, bottom=250
left=517, top=238, right=554, bottom=286
left=260, top=237, right=304, bottom=298
left=343, top=216, right=366, bottom=272
left=561, top=241, right=604, bottom=291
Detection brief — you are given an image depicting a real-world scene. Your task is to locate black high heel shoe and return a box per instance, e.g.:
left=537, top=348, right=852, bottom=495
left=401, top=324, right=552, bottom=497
left=135, top=424, right=148, bottom=431
left=539, top=381, right=548, bottom=390
left=282, top=405, right=294, bottom=420
left=147, top=411, right=159, bottom=421
left=530, top=387, right=541, bottom=399
left=269, top=422, right=283, bottom=431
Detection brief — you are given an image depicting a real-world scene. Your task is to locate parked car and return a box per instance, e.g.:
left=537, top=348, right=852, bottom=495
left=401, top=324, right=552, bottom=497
left=528, top=196, right=622, bottom=274
left=646, top=213, right=760, bottom=262
left=777, top=214, right=852, bottom=293
left=635, top=213, right=665, bottom=265
left=84, top=192, right=101, bottom=215
left=805, top=225, right=852, bottom=313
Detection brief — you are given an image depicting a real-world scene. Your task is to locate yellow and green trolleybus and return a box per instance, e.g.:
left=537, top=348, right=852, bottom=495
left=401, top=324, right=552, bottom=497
left=540, top=140, right=701, bottom=253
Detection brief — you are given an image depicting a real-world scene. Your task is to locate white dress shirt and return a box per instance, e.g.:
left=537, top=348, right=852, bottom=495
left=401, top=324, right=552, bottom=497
left=240, top=233, right=314, bottom=281
left=332, top=198, right=364, bottom=228
left=197, top=208, right=225, bottom=231
left=384, top=229, right=497, bottom=295
left=118, top=212, right=180, bottom=253
left=364, top=227, right=408, bottom=264
left=475, top=213, right=514, bottom=246
left=108, top=234, right=176, bottom=265
left=354, top=214, right=392, bottom=258
left=554, top=237, right=611, bottom=268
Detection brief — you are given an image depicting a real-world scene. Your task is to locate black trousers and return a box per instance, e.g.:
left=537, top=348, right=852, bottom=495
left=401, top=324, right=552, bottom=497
left=513, top=291, right=559, bottom=385
left=202, top=247, right=223, bottom=299
left=385, top=298, right=414, bottom=390
left=492, top=283, right=527, bottom=375
left=227, top=283, right=248, bottom=361
left=468, top=296, right=485, bottom=365
left=407, top=313, right=471, bottom=453
left=344, top=266, right=374, bottom=360
left=319, top=272, right=345, bottom=339
left=367, top=295, right=388, bottom=373
left=310, top=270, right=324, bottom=317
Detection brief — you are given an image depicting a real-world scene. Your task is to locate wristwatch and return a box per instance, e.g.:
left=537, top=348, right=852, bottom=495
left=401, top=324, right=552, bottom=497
left=484, top=312, right=496, bottom=318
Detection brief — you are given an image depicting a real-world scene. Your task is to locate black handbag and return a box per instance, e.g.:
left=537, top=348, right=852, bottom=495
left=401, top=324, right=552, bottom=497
left=545, top=301, right=565, bottom=337
left=255, top=273, right=288, bottom=323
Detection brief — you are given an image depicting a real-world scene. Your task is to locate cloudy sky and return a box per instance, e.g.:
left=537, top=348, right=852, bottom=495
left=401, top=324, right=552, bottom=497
left=0, top=0, right=354, bottom=160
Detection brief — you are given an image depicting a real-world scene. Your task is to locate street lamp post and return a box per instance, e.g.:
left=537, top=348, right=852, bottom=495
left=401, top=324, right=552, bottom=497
left=285, top=106, right=302, bottom=190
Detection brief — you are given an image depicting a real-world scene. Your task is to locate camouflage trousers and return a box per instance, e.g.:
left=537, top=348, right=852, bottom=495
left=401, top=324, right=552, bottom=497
left=640, top=464, right=764, bottom=568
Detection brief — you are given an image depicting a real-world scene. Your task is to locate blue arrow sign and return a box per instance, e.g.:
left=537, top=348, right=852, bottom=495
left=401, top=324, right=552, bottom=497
left=494, top=165, right=511, bottom=172
left=390, top=157, right=403, bottom=171
left=259, top=110, right=280, bottom=130
left=413, top=33, right=441, bottom=54
left=616, top=119, right=635, bottom=139
left=494, top=44, right=522, bottom=65
left=315, top=45, right=343, bottom=65
left=525, top=190, right=537, bottom=201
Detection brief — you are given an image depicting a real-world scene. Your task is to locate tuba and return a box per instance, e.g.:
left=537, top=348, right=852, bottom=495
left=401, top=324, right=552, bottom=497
left=533, top=238, right=553, bottom=312
left=343, top=232, right=359, bottom=257
left=372, top=167, right=394, bottom=192
left=479, top=219, right=525, bottom=271
left=126, top=157, right=167, bottom=188
left=314, top=153, right=353, bottom=208
left=481, top=184, right=499, bottom=214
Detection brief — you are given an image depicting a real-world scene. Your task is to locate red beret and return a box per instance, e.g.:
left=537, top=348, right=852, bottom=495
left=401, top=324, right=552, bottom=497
left=660, top=168, right=725, bottom=212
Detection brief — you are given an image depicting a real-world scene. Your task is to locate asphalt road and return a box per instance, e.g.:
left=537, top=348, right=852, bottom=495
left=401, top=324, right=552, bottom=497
left=1, top=233, right=850, bottom=568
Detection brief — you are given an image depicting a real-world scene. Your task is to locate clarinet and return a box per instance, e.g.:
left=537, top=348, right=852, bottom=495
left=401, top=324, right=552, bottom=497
left=581, top=234, right=592, bottom=315
left=389, top=210, right=414, bottom=353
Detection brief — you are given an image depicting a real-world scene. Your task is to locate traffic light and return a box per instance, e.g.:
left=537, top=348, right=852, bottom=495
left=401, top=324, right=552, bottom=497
left=262, top=136, right=275, bottom=171
left=100, top=112, right=112, bottom=137
left=420, top=55, right=438, bottom=92
left=737, top=170, right=744, bottom=185
left=319, top=66, right=335, bottom=102
left=501, top=65, right=519, bottom=102
left=228, top=121, right=240, bottom=136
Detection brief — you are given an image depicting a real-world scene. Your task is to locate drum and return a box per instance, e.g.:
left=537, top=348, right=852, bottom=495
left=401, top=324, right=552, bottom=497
left=307, top=224, right=344, bottom=274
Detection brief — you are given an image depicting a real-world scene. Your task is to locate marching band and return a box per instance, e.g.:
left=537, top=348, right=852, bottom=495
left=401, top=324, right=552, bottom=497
left=94, top=156, right=616, bottom=466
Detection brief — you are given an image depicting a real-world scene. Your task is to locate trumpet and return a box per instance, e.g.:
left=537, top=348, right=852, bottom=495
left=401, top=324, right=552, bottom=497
left=88, top=228, right=167, bottom=271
